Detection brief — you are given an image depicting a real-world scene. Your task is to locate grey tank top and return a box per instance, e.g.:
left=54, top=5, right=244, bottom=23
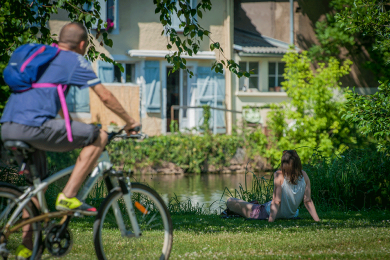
left=277, top=175, right=306, bottom=219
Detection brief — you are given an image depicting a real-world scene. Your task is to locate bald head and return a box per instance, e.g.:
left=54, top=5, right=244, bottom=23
left=59, top=22, right=88, bottom=52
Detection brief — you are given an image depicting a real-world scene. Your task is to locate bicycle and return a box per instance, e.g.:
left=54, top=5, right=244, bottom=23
left=0, top=129, right=173, bottom=259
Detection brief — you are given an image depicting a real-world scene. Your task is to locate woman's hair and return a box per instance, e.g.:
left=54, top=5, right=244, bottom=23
left=281, top=150, right=303, bottom=185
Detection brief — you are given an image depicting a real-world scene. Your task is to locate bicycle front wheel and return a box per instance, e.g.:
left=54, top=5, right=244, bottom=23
left=93, top=183, right=173, bottom=260
left=0, top=186, right=43, bottom=260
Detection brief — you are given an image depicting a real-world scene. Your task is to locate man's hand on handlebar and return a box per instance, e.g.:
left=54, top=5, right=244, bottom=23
left=124, top=122, right=141, bottom=136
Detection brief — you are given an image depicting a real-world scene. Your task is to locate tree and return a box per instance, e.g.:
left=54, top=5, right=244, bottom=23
left=265, top=50, right=357, bottom=164
left=334, top=0, right=390, bottom=151
left=308, top=0, right=390, bottom=81
left=0, top=0, right=248, bottom=115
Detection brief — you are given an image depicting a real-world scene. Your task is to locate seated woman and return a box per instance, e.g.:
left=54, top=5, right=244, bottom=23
left=227, top=150, right=320, bottom=222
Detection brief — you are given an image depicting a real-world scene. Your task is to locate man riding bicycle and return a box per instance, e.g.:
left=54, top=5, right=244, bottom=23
left=0, top=22, right=140, bottom=259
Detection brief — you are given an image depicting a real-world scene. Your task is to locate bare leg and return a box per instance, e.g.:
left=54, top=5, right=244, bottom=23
left=61, top=129, right=108, bottom=198
left=226, top=197, right=255, bottom=219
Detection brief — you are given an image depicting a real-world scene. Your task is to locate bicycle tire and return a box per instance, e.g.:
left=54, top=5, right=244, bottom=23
left=93, top=183, right=173, bottom=260
left=0, top=185, right=43, bottom=260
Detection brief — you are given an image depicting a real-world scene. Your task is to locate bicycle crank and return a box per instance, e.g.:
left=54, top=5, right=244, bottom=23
left=44, top=224, right=73, bottom=257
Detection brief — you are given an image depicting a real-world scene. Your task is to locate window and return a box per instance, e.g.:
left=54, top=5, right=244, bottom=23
left=238, top=62, right=259, bottom=91
left=113, top=63, right=135, bottom=83
left=171, top=0, right=197, bottom=31
left=66, top=87, right=90, bottom=113
left=268, top=62, right=285, bottom=92
left=85, top=0, right=117, bottom=32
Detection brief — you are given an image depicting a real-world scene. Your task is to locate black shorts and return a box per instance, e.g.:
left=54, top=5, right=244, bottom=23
left=1, top=120, right=100, bottom=182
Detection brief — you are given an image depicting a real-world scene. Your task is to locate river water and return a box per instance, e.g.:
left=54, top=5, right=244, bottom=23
left=131, top=172, right=270, bottom=212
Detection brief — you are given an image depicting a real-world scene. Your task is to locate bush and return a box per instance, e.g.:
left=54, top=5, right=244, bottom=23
left=306, top=147, right=390, bottom=210
left=107, top=129, right=267, bottom=173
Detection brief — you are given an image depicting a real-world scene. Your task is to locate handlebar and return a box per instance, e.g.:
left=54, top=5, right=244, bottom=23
left=107, top=126, right=147, bottom=143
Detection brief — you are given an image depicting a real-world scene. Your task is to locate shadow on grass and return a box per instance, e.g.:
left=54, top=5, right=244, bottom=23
left=171, top=209, right=390, bottom=234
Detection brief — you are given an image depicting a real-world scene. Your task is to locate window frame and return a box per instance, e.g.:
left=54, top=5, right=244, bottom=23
left=268, top=61, right=285, bottom=91
left=86, top=0, right=119, bottom=34
left=113, top=63, right=136, bottom=84
left=238, top=61, right=260, bottom=91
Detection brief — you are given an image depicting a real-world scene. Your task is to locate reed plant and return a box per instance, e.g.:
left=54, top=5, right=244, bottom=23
left=167, top=194, right=209, bottom=215
left=221, top=165, right=273, bottom=204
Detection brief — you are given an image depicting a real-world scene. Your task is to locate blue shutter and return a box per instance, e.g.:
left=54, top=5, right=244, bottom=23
left=66, top=87, right=76, bottom=112
left=98, top=60, right=114, bottom=83
left=66, top=86, right=90, bottom=113
left=144, top=61, right=161, bottom=113
left=74, top=87, right=90, bottom=112
left=196, top=67, right=226, bottom=133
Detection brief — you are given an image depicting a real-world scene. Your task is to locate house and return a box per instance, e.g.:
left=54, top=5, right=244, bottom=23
left=50, top=0, right=232, bottom=136
left=49, top=0, right=378, bottom=136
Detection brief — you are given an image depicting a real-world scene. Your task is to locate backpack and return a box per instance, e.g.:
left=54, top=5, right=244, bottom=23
left=3, top=43, right=74, bottom=142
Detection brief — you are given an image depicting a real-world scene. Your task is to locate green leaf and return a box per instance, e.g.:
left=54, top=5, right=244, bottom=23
left=155, top=7, right=161, bottom=13
left=184, top=27, right=190, bottom=36
left=197, top=10, right=202, bottom=19
left=190, top=9, right=196, bottom=17
left=85, top=14, right=92, bottom=23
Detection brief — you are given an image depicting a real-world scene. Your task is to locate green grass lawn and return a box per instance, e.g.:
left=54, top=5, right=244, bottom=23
left=61, top=209, right=390, bottom=259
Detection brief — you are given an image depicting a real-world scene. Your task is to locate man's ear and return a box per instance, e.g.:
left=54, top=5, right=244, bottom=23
left=79, top=40, right=87, bottom=54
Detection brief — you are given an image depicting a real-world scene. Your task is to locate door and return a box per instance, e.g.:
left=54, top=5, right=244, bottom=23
left=166, top=68, right=180, bottom=132
left=195, top=67, right=226, bottom=134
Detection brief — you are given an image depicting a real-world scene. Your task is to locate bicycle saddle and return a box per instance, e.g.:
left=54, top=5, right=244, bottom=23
left=3, top=141, right=35, bottom=153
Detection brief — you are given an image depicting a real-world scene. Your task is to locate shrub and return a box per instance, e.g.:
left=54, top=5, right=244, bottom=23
left=266, top=50, right=362, bottom=165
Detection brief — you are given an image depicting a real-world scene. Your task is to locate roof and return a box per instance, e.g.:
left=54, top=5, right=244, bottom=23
left=234, top=28, right=295, bottom=56
left=127, top=50, right=215, bottom=60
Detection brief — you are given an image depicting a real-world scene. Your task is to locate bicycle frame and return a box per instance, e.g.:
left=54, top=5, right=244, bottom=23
left=1, top=150, right=141, bottom=242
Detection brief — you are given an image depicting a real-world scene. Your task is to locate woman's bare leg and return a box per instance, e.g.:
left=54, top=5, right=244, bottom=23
left=226, top=197, right=254, bottom=219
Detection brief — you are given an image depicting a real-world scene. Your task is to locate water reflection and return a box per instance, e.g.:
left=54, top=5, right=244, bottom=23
left=131, top=173, right=270, bottom=211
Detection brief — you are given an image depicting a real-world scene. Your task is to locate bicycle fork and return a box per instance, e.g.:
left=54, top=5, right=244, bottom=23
left=108, top=176, right=141, bottom=238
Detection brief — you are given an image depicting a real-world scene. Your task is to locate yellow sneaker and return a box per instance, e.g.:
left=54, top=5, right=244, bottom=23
left=55, top=193, right=97, bottom=216
left=16, top=245, right=32, bottom=260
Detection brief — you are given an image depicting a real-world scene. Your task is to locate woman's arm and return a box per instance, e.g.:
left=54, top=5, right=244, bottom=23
left=302, top=171, right=320, bottom=222
left=268, top=171, right=283, bottom=222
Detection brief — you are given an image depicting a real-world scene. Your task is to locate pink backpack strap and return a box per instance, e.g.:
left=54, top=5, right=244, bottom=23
left=20, top=46, right=46, bottom=73
left=32, top=83, right=73, bottom=142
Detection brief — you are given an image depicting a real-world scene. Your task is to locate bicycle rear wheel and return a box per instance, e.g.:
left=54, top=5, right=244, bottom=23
left=0, top=186, right=42, bottom=260
left=93, top=183, right=173, bottom=260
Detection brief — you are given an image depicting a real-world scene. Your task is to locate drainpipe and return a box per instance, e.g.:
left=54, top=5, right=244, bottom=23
left=290, top=0, right=294, bottom=45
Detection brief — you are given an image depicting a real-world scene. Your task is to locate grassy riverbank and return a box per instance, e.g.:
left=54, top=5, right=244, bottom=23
left=60, top=209, right=390, bottom=259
